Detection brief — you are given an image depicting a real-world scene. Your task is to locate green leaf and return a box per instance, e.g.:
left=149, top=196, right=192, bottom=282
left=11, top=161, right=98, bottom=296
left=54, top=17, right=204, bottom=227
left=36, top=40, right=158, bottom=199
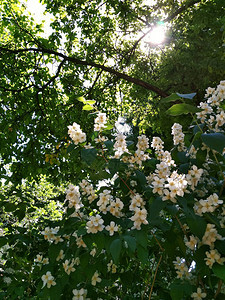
left=215, top=240, right=225, bottom=255
left=80, top=252, right=90, bottom=268
left=82, top=104, right=94, bottom=111
left=201, top=133, right=225, bottom=154
left=66, top=143, right=76, bottom=153
left=49, top=283, right=62, bottom=300
left=108, top=159, right=120, bottom=175
left=110, top=238, right=122, bottom=263
left=81, top=148, right=97, bottom=165
left=179, top=163, right=190, bottom=173
left=137, top=244, right=148, bottom=264
left=0, top=236, right=8, bottom=247
left=4, top=202, right=17, bottom=212
left=194, top=245, right=209, bottom=275
left=48, top=244, right=64, bottom=261
left=212, top=264, right=225, bottom=281
left=170, top=283, right=184, bottom=300
left=135, top=170, right=147, bottom=185
left=103, top=123, right=114, bottom=131
left=186, top=216, right=207, bottom=239
left=166, top=104, right=202, bottom=116
left=123, top=235, right=136, bottom=253
left=15, top=203, right=26, bottom=221
left=135, top=230, right=148, bottom=248
left=161, top=93, right=196, bottom=104
left=148, top=197, right=166, bottom=224
left=104, top=140, right=114, bottom=150
left=196, top=149, right=207, bottom=165
left=170, top=282, right=193, bottom=300
left=161, top=93, right=181, bottom=103
left=94, top=232, right=105, bottom=251
left=77, top=96, right=86, bottom=103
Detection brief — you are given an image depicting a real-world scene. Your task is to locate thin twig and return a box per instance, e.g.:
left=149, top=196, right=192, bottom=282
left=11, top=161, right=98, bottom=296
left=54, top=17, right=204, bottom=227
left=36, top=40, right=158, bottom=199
left=175, top=215, right=188, bottom=238
left=150, top=231, right=164, bottom=252
left=149, top=254, right=162, bottom=300
left=119, top=176, right=135, bottom=195
left=141, top=257, right=156, bottom=300
left=214, top=279, right=223, bottom=299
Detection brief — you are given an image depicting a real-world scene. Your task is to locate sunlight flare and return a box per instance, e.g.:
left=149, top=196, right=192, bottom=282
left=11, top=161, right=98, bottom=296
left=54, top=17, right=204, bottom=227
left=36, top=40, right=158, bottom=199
left=147, top=25, right=165, bottom=45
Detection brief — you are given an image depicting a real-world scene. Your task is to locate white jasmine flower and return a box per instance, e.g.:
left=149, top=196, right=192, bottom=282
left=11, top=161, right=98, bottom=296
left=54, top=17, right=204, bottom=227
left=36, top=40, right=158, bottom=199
left=41, top=271, right=56, bottom=288
left=91, top=271, right=101, bottom=286
left=191, top=287, right=206, bottom=300
left=56, top=250, right=65, bottom=261
left=105, top=221, right=119, bottom=236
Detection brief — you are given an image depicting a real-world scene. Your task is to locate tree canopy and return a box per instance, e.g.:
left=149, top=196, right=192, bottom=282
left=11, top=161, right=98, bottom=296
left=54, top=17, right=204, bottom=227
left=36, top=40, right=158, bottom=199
left=1, top=0, right=224, bottom=183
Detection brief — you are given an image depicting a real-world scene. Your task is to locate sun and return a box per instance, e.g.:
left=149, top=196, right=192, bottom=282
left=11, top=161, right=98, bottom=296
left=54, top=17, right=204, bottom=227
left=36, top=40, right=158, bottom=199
left=147, top=25, right=165, bottom=45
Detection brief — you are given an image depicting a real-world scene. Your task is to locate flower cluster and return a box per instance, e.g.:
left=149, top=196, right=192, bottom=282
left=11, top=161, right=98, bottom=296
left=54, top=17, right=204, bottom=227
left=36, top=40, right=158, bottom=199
left=202, top=223, right=223, bottom=247
left=186, top=165, right=203, bottom=191
left=97, top=189, right=112, bottom=213
left=137, top=135, right=149, bottom=151
left=72, top=288, right=89, bottom=300
left=56, top=249, right=65, bottom=261
left=113, top=133, right=129, bottom=158
left=150, top=156, right=196, bottom=203
left=204, top=249, right=225, bottom=268
left=63, top=259, right=76, bottom=275
left=79, top=179, right=97, bottom=203
left=66, top=184, right=83, bottom=210
left=107, top=260, right=117, bottom=273
left=129, top=193, right=148, bottom=230
left=86, top=214, right=104, bottom=234
left=197, top=80, right=225, bottom=132
left=151, top=136, right=164, bottom=152
left=94, top=112, right=107, bottom=131
left=185, top=235, right=198, bottom=251
left=34, top=254, right=49, bottom=265
left=171, top=123, right=185, bottom=151
left=41, top=226, right=63, bottom=243
left=68, top=122, right=86, bottom=145
left=194, top=193, right=223, bottom=216
left=173, top=257, right=191, bottom=279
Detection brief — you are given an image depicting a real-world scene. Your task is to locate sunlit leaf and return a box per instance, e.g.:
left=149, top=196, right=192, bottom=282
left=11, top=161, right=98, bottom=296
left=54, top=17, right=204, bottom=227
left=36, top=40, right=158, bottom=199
left=167, top=104, right=202, bottom=116
left=161, top=93, right=181, bottom=103
left=82, top=104, right=94, bottom=110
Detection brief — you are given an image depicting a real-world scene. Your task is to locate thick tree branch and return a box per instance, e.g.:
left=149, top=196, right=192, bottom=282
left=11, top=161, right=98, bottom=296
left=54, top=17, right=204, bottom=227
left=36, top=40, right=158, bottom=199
left=0, top=47, right=168, bottom=97
left=166, top=0, right=201, bottom=22
left=0, top=84, right=35, bottom=93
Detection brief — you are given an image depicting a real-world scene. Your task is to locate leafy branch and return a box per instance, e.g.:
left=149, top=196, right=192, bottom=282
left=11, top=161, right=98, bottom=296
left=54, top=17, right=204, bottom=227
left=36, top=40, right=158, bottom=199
left=0, top=46, right=168, bottom=97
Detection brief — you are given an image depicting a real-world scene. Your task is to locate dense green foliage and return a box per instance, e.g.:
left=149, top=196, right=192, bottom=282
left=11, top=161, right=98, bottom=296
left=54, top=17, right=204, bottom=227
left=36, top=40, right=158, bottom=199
left=0, top=0, right=225, bottom=299
left=0, top=0, right=224, bottom=182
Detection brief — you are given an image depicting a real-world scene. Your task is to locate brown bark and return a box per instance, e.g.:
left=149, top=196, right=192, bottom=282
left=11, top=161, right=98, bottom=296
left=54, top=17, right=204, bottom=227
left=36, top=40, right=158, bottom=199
left=0, top=46, right=168, bottom=97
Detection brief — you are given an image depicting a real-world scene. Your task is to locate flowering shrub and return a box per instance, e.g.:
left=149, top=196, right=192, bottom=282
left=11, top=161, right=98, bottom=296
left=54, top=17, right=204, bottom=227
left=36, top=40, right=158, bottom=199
left=1, top=81, right=225, bottom=299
